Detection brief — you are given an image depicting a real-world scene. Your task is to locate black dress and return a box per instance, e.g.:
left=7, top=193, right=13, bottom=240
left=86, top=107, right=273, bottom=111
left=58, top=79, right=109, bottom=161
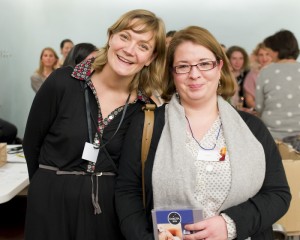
left=236, top=70, right=249, bottom=107
left=23, top=59, right=149, bottom=240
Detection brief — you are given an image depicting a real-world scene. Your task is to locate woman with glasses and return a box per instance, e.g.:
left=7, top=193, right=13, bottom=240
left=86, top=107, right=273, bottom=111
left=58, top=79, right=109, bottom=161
left=115, top=26, right=290, bottom=240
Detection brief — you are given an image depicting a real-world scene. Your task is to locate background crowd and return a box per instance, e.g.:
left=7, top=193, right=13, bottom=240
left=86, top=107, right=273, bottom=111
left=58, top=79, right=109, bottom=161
left=24, top=27, right=300, bottom=143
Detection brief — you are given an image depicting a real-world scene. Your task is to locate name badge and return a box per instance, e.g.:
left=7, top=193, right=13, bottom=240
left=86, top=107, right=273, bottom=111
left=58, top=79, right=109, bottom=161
left=197, top=148, right=220, bottom=161
left=82, top=142, right=99, bottom=163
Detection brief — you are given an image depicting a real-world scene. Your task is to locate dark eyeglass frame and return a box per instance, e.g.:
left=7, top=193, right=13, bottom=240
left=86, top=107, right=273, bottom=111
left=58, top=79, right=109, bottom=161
left=173, top=60, right=219, bottom=74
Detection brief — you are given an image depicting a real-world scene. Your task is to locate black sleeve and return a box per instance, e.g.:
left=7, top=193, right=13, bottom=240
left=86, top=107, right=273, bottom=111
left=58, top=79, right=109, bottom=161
left=222, top=112, right=291, bottom=239
left=23, top=69, right=63, bottom=180
left=0, top=118, right=17, bottom=144
left=115, top=110, right=154, bottom=240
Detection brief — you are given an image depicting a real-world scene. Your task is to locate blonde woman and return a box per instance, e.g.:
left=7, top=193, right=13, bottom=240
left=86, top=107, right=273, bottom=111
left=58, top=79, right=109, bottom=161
left=30, top=47, right=58, bottom=92
left=23, top=9, right=166, bottom=240
left=243, top=43, right=272, bottom=109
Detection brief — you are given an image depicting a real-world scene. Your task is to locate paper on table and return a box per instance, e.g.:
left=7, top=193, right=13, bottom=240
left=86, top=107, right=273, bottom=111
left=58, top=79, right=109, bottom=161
left=5, top=145, right=26, bottom=163
left=7, top=153, right=26, bottom=163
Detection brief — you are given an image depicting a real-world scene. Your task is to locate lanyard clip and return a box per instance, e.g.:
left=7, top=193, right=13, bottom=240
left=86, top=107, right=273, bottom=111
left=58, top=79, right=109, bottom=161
left=93, top=139, right=100, bottom=149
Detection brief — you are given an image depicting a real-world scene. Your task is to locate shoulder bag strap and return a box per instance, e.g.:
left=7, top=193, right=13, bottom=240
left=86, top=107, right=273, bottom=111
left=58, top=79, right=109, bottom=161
left=141, top=103, right=156, bottom=207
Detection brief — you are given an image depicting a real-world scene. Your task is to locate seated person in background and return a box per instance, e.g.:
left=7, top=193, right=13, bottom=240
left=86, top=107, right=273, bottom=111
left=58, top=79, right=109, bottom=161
left=115, top=25, right=291, bottom=240
left=220, top=43, right=227, bottom=52
left=256, top=29, right=300, bottom=140
left=226, top=45, right=250, bottom=107
left=0, top=118, right=17, bottom=144
left=62, top=43, right=98, bottom=68
left=57, top=39, right=74, bottom=67
left=30, top=47, right=58, bottom=93
left=243, top=43, right=272, bottom=109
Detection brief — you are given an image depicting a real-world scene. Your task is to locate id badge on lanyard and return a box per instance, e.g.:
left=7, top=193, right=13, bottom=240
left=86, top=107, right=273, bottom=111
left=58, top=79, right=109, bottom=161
left=82, top=142, right=99, bottom=163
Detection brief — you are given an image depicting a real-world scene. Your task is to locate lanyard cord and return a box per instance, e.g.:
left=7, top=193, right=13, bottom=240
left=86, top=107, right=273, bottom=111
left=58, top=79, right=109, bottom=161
left=185, top=116, right=222, bottom=151
left=84, top=84, right=93, bottom=143
left=83, top=82, right=131, bottom=150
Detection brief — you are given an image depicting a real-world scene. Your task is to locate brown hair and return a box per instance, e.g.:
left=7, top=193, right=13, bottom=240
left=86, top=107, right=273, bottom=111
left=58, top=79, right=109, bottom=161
left=92, top=9, right=166, bottom=97
left=226, top=45, right=250, bottom=72
left=264, top=29, right=299, bottom=60
left=161, top=26, right=235, bottom=101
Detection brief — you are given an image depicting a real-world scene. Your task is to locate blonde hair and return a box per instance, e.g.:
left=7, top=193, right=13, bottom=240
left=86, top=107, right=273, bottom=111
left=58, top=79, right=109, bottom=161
left=162, top=26, right=235, bottom=101
left=36, top=47, right=58, bottom=76
left=92, top=9, right=166, bottom=97
left=252, top=42, right=268, bottom=56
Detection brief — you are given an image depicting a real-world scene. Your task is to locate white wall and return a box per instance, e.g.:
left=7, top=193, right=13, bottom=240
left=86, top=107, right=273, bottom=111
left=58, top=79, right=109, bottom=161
left=1, top=0, right=300, bottom=137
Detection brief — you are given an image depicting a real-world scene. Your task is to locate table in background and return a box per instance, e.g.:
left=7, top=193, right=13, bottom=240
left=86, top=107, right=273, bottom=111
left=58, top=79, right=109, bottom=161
left=0, top=145, right=29, bottom=204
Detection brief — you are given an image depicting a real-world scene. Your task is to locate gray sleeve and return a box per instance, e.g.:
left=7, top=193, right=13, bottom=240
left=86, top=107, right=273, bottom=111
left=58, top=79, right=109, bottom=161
left=255, top=70, right=265, bottom=114
left=30, top=73, right=44, bottom=93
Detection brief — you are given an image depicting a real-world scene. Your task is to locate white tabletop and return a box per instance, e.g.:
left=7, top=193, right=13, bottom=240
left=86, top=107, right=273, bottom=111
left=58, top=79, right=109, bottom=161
left=0, top=145, right=29, bottom=204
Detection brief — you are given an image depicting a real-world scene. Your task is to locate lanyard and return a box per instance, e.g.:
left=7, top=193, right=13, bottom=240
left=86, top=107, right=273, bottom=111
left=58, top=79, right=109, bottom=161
left=83, top=81, right=131, bottom=149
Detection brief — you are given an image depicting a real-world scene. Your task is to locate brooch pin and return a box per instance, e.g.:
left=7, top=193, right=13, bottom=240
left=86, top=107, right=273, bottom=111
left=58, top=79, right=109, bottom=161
left=219, top=147, right=226, bottom=161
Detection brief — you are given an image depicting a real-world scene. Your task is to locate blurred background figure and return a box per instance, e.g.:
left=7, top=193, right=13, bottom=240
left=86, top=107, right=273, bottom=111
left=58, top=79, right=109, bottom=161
left=57, top=39, right=74, bottom=67
left=30, top=47, right=58, bottom=93
left=0, top=118, right=18, bottom=144
left=243, top=43, right=272, bottom=109
left=226, top=45, right=250, bottom=107
left=62, top=43, right=98, bottom=68
left=256, top=29, right=300, bottom=140
left=165, top=30, right=176, bottom=48
left=220, top=43, right=227, bottom=53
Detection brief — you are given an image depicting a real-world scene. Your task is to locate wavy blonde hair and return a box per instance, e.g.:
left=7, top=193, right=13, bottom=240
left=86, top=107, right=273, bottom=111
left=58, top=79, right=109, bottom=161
left=92, top=9, right=166, bottom=97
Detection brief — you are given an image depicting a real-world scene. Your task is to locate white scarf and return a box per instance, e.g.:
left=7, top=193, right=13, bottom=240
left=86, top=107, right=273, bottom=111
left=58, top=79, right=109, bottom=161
left=152, top=95, right=265, bottom=212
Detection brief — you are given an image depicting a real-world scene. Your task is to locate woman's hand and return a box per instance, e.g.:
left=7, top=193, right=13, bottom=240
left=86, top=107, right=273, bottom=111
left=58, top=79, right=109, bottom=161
left=183, top=215, right=227, bottom=240
left=158, top=229, right=175, bottom=240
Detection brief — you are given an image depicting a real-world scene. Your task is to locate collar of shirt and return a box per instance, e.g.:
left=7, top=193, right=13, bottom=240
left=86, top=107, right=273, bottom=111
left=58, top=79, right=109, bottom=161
left=71, top=58, right=94, bottom=81
left=71, top=58, right=151, bottom=104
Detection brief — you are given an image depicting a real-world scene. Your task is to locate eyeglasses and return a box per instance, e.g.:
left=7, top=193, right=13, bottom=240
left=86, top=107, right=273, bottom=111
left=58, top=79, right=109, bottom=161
left=173, top=60, right=218, bottom=74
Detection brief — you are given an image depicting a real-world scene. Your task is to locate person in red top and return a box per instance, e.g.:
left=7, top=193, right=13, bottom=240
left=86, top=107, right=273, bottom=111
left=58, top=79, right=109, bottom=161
left=243, top=43, right=272, bottom=109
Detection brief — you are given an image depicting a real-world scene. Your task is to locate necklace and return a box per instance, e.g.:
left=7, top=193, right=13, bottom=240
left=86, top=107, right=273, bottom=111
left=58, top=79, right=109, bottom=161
left=185, top=116, right=222, bottom=151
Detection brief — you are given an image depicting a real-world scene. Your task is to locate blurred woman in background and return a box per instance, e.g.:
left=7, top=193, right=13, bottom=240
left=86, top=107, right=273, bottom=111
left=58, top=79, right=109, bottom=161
left=57, top=38, right=74, bottom=67
left=62, top=42, right=98, bottom=68
left=256, top=29, right=300, bottom=140
left=243, top=43, right=272, bottom=109
left=226, top=45, right=250, bottom=107
left=30, top=47, right=58, bottom=93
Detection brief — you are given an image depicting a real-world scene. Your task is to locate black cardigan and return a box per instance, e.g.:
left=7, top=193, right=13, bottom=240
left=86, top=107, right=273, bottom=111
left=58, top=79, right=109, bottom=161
left=23, top=66, right=147, bottom=180
left=115, top=104, right=291, bottom=240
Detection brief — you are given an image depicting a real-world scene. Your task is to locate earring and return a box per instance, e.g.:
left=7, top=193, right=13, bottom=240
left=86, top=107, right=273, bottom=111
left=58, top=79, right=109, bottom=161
left=217, top=80, right=222, bottom=95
